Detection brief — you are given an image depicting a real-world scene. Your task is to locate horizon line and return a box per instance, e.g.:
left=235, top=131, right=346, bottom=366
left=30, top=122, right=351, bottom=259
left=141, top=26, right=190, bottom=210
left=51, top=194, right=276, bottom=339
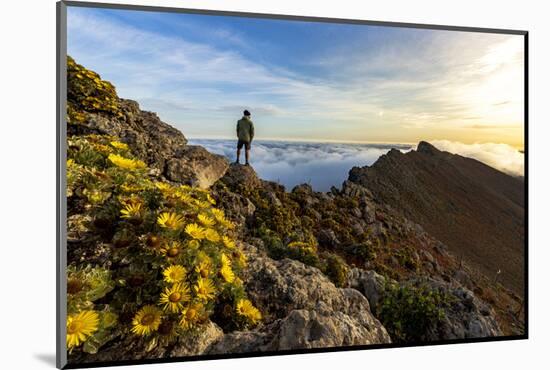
left=187, top=135, right=417, bottom=146
left=186, top=136, right=525, bottom=150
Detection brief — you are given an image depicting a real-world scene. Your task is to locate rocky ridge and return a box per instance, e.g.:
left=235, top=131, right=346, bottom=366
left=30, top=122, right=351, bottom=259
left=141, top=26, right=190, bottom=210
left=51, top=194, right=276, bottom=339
left=348, top=141, right=525, bottom=296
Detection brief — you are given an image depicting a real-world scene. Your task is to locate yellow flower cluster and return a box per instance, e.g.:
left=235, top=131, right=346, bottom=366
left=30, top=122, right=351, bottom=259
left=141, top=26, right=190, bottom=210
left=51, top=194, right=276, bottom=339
left=67, top=56, right=122, bottom=118
left=108, top=153, right=146, bottom=170
left=66, top=133, right=261, bottom=353
left=128, top=180, right=257, bottom=336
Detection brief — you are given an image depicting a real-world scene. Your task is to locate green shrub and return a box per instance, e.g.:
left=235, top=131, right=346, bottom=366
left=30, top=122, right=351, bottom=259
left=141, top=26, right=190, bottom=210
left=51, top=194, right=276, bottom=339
left=376, top=282, right=450, bottom=343
left=321, top=252, right=349, bottom=287
left=345, top=241, right=377, bottom=261
left=260, top=228, right=320, bottom=268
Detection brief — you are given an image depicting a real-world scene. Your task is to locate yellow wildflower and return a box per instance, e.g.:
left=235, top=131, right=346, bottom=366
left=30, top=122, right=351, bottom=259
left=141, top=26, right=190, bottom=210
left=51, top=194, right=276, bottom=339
left=206, top=193, right=216, bottom=205
left=220, top=253, right=232, bottom=268
left=194, top=278, right=216, bottom=301
left=195, top=260, right=211, bottom=279
left=110, top=141, right=129, bottom=150
left=180, top=302, right=204, bottom=330
left=220, top=264, right=235, bottom=283
left=204, top=228, right=221, bottom=243
left=120, top=201, right=143, bottom=220
left=187, top=239, right=200, bottom=249
left=236, top=299, right=262, bottom=324
left=222, top=236, right=236, bottom=249
left=197, top=213, right=215, bottom=227
left=131, top=305, right=162, bottom=336
left=232, top=249, right=247, bottom=267
left=155, top=182, right=173, bottom=194
left=159, top=283, right=191, bottom=313
left=162, top=265, right=187, bottom=284
left=194, top=199, right=211, bottom=209
left=94, top=144, right=113, bottom=154
left=66, top=311, right=100, bottom=350
left=157, top=212, right=184, bottom=230
left=174, top=189, right=192, bottom=203
left=160, top=241, right=184, bottom=260
left=211, top=208, right=225, bottom=221
left=185, top=223, right=205, bottom=240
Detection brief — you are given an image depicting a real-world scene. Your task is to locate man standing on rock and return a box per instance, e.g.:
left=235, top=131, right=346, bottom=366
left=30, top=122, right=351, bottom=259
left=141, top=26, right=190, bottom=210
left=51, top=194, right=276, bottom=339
left=236, top=110, right=255, bottom=166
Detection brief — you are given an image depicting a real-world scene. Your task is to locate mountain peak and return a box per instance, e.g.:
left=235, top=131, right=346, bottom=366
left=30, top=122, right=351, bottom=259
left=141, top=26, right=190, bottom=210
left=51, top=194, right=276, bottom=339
left=417, top=141, right=440, bottom=155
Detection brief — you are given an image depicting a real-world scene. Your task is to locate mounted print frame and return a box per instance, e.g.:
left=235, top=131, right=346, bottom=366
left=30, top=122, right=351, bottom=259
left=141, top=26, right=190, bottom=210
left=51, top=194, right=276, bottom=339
left=57, top=1, right=528, bottom=368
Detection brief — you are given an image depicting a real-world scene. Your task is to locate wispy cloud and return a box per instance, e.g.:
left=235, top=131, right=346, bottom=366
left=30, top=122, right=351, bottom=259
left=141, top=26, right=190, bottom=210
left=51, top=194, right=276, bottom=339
left=67, top=7, right=524, bottom=146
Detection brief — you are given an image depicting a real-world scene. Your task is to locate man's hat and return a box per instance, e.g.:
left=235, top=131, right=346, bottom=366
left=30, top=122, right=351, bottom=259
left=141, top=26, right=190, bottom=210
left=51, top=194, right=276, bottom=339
left=243, top=110, right=251, bottom=116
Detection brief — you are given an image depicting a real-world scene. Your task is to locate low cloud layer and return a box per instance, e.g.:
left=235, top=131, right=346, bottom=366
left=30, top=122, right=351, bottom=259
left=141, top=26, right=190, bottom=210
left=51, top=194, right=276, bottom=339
left=191, top=139, right=524, bottom=191
left=430, top=140, right=524, bottom=177
left=190, top=139, right=412, bottom=191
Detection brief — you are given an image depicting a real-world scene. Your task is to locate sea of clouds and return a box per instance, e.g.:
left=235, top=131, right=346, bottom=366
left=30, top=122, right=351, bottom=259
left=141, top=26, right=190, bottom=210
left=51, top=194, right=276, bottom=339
left=430, top=140, right=524, bottom=178
left=189, top=139, right=524, bottom=192
left=190, top=139, right=412, bottom=191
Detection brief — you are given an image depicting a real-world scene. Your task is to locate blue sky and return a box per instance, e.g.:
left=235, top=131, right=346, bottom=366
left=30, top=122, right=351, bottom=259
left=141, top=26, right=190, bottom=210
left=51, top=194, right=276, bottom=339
left=67, top=6, right=525, bottom=147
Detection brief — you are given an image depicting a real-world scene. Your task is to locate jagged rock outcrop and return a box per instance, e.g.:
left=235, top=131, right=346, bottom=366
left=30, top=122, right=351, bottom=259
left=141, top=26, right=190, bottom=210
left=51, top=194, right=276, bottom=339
left=207, top=244, right=391, bottom=353
left=69, top=99, right=187, bottom=171
left=67, top=60, right=228, bottom=189
left=71, top=100, right=229, bottom=189
left=348, top=268, right=386, bottom=309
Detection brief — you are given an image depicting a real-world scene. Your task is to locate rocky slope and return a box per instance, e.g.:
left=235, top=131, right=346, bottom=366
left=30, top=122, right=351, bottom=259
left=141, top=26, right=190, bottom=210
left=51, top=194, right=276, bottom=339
left=65, top=57, right=524, bottom=365
left=348, top=141, right=525, bottom=296
left=212, top=164, right=522, bottom=339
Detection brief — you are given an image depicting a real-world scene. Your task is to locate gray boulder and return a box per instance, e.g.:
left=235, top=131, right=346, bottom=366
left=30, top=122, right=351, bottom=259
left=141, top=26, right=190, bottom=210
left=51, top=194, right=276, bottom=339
left=165, top=145, right=229, bottom=189
left=347, top=268, right=386, bottom=310
left=220, top=163, right=263, bottom=191
left=317, top=229, right=341, bottom=249
left=169, top=321, right=224, bottom=357
left=207, top=247, right=391, bottom=353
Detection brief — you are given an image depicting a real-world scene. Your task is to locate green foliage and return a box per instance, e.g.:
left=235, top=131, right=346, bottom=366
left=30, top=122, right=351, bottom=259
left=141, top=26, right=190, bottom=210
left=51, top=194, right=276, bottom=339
left=67, top=265, right=115, bottom=312
left=81, top=311, right=119, bottom=354
left=321, top=252, right=349, bottom=287
left=246, top=188, right=305, bottom=240
left=376, top=282, right=450, bottom=343
left=395, top=247, right=419, bottom=271
left=260, top=228, right=321, bottom=268
left=345, top=240, right=378, bottom=261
